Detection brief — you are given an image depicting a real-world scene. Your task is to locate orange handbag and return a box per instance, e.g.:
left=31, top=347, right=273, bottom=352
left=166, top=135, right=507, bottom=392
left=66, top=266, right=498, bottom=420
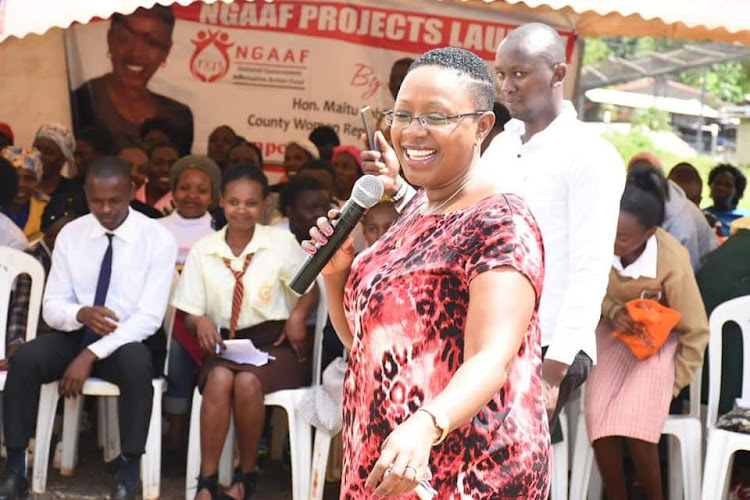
left=613, top=299, right=682, bottom=360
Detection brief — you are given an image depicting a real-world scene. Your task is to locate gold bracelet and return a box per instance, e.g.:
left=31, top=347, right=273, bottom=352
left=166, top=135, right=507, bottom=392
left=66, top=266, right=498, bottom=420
left=417, top=407, right=450, bottom=446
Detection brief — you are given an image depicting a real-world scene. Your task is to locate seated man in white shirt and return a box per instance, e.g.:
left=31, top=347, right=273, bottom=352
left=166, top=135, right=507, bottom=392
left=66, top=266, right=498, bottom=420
left=0, top=157, right=177, bottom=500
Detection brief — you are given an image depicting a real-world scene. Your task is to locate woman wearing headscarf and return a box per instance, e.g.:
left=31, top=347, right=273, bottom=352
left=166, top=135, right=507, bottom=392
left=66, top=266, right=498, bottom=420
left=331, top=144, right=363, bottom=201
left=1, top=147, right=48, bottom=241
left=33, top=123, right=81, bottom=197
left=282, top=138, right=319, bottom=180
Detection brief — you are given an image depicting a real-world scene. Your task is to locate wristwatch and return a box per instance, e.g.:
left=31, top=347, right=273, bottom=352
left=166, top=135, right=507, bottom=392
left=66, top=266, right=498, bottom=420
left=417, top=406, right=450, bottom=446
left=389, top=176, right=409, bottom=203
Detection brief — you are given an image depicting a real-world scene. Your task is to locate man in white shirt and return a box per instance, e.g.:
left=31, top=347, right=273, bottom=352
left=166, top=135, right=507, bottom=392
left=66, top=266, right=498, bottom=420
left=481, top=23, right=625, bottom=428
left=1, top=157, right=177, bottom=500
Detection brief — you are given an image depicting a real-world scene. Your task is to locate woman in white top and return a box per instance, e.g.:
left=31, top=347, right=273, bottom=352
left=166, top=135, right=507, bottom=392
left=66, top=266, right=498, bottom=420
left=159, top=155, right=221, bottom=471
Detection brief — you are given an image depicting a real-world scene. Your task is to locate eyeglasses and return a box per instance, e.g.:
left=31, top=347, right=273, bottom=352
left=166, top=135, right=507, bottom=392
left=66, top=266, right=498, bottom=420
left=383, top=110, right=487, bottom=129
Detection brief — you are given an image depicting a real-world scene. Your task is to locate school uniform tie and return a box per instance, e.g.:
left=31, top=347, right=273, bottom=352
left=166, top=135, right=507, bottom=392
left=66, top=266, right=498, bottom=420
left=81, top=233, right=114, bottom=347
left=222, top=254, right=254, bottom=339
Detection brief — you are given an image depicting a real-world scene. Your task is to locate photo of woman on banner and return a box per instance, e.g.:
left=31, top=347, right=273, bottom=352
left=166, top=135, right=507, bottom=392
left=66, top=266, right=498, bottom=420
left=70, top=6, right=194, bottom=156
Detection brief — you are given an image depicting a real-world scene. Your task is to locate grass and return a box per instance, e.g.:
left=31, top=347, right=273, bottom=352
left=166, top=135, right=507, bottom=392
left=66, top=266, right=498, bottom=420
left=604, top=130, right=750, bottom=210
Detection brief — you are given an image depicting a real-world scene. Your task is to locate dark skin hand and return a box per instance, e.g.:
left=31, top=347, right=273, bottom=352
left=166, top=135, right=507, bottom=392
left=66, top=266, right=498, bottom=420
left=77, top=306, right=120, bottom=336
left=192, top=315, right=226, bottom=355
left=58, top=306, right=121, bottom=397
left=0, top=344, right=21, bottom=371
left=59, top=349, right=98, bottom=398
left=541, top=358, right=568, bottom=421
left=273, top=309, right=309, bottom=361
left=613, top=308, right=646, bottom=336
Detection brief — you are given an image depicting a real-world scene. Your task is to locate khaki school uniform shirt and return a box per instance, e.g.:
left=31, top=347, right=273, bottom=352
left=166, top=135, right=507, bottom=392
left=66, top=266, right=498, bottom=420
left=172, top=224, right=306, bottom=330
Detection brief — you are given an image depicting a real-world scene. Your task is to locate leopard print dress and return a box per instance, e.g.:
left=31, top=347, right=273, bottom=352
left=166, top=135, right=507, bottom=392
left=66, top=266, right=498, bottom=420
left=341, top=191, right=550, bottom=499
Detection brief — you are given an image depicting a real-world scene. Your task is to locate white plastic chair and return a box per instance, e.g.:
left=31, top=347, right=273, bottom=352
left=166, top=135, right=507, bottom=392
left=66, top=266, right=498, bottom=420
left=570, top=369, right=703, bottom=500
left=701, top=296, right=750, bottom=500
left=0, top=246, right=45, bottom=365
left=0, top=247, right=45, bottom=454
left=31, top=271, right=180, bottom=499
left=185, top=281, right=328, bottom=500
left=551, top=410, right=569, bottom=499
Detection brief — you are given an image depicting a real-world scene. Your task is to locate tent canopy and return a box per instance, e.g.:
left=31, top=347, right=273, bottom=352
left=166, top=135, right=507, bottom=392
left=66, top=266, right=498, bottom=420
left=3, top=0, right=750, bottom=43
left=0, top=0, right=229, bottom=42
left=471, top=0, right=750, bottom=45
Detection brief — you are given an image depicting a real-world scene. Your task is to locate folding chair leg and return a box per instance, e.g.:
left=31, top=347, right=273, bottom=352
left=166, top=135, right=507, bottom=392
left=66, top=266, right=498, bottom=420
left=311, top=430, right=333, bottom=500
left=103, top=396, right=120, bottom=462
left=269, top=408, right=287, bottom=461
left=31, top=382, right=60, bottom=494
left=97, top=397, right=106, bottom=449
left=286, top=406, right=311, bottom=500
left=140, top=382, right=163, bottom=500
left=668, top=435, right=683, bottom=500
left=185, top=389, right=202, bottom=500
left=60, top=395, right=84, bottom=476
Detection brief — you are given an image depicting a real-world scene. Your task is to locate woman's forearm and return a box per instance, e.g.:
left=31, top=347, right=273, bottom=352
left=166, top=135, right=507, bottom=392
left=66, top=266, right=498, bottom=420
left=290, top=283, right=320, bottom=320
left=323, top=271, right=354, bottom=349
left=424, top=268, right=535, bottom=436
left=427, top=347, right=514, bottom=434
left=184, top=313, right=203, bottom=336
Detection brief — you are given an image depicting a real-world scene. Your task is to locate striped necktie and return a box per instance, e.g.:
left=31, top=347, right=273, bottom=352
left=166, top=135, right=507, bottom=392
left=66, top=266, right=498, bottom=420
left=222, top=253, right=254, bottom=339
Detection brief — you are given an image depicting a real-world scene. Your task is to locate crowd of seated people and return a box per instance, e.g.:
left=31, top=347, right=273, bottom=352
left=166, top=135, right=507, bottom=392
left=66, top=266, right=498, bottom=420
left=1, top=107, right=750, bottom=499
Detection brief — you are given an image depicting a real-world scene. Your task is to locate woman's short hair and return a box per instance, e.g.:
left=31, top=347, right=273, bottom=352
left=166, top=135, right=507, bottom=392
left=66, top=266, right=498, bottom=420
left=300, top=159, right=336, bottom=178
left=279, top=175, right=328, bottom=217
left=112, top=6, right=176, bottom=33
left=409, top=47, right=496, bottom=110
left=708, top=163, right=746, bottom=206
left=76, top=126, right=114, bottom=155
left=622, top=165, right=667, bottom=229
left=140, top=118, right=177, bottom=143
left=229, top=141, right=264, bottom=167
left=148, top=141, right=179, bottom=158
left=222, top=163, right=270, bottom=198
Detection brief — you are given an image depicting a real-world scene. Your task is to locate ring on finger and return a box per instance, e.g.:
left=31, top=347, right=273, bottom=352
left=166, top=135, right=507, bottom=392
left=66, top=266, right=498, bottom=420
left=404, top=465, right=418, bottom=477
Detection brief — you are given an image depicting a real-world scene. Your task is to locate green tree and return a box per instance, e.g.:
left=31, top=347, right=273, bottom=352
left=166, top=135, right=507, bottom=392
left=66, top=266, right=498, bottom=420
left=680, top=62, right=750, bottom=104
left=583, top=37, right=750, bottom=104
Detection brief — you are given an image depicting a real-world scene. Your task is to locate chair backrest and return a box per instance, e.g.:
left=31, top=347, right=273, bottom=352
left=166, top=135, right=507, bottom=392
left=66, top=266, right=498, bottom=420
left=311, top=276, right=328, bottom=387
left=706, top=295, right=750, bottom=429
left=161, top=270, right=181, bottom=378
left=0, top=246, right=46, bottom=359
left=685, top=362, right=702, bottom=419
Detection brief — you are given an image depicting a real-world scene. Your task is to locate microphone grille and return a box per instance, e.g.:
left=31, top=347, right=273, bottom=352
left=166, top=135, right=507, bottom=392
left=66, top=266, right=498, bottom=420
left=351, top=175, right=385, bottom=208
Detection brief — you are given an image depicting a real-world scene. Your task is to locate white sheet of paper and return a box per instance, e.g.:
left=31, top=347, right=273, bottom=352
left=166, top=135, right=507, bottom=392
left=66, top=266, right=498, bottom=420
left=220, top=339, right=273, bottom=366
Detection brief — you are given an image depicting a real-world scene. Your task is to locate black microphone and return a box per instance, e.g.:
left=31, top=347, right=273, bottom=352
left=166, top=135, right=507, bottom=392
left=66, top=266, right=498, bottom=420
left=290, top=175, right=384, bottom=294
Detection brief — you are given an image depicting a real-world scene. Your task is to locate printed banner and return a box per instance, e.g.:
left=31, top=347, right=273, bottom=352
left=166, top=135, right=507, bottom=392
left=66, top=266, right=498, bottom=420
left=65, top=0, right=575, bottom=172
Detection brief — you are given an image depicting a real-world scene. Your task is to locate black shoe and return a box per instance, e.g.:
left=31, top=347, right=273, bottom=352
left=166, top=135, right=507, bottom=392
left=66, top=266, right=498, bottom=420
left=195, top=474, right=219, bottom=499
left=219, top=468, right=256, bottom=500
left=0, top=469, right=28, bottom=500
left=109, top=479, right=137, bottom=500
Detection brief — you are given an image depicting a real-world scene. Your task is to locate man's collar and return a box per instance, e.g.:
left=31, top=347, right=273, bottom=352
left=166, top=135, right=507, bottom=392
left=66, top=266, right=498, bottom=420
left=504, top=100, right=577, bottom=141
left=87, top=207, right=136, bottom=242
